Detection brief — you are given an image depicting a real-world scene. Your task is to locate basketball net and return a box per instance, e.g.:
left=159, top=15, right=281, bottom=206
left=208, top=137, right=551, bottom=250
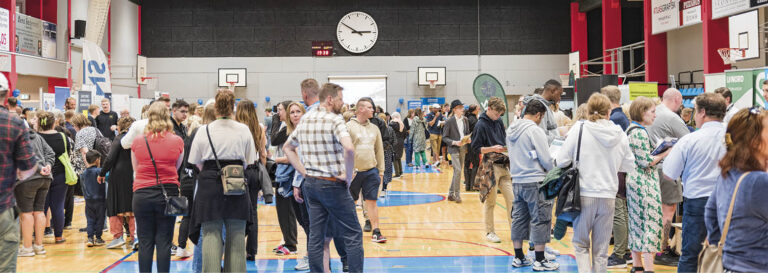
left=428, top=80, right=437, bottom=89
left=227, top=81, right=237, bottom=91
left=718, top=48, right=746, bottom=65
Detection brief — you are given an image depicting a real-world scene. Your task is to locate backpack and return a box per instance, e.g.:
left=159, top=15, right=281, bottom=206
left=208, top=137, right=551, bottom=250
left=92, top=129, right=112, bottom=159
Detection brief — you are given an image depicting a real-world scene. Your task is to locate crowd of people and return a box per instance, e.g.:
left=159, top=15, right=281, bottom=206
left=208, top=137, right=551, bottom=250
left=0, top=77, right=767, bottom=273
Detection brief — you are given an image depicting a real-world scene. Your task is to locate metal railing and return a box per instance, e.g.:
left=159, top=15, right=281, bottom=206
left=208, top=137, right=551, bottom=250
left=580, top=41, right=646, bottom=77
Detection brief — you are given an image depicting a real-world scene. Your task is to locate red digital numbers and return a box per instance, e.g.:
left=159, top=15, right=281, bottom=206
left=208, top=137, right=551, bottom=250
left=311, top=41, right=333, bottom=57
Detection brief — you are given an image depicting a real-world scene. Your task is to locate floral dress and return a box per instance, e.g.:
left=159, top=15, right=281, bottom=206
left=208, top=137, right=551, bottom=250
left=626, top=123, right=663, bottom=252
left=73, top=126, right=99, bottom=174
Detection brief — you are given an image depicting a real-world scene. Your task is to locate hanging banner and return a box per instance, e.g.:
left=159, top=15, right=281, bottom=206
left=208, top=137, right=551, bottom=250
left=681, top=0, right=702, bottom=26
left=712, top=0, right=750, bottom=19
left=652, top=0, right=680, bottom=34
left=82, top=39, right=112, bottom=95
left=407, top=100, right=422, bottom=110
left=42, top=21, right=56, bottom=59
left=0, top=8, right=9, bottom=52
left=54, top=86, right=70, bottom=110
left=628, top=82, right=659, bottom=100
left=16, top=13, right=42, bottom=56
left=472, top=73, right=509, bottom=127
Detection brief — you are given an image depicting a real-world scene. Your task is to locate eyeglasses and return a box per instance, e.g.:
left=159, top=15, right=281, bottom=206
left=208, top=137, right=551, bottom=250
left=178, top=110, right=189, bottom=114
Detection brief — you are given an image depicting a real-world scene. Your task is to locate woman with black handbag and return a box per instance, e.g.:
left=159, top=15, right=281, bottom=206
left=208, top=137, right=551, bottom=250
left=554, top=93, right=635, bottom=273
left=130, top=102, right=185, bottom=273
left=187, top=90, right=258, bottom=273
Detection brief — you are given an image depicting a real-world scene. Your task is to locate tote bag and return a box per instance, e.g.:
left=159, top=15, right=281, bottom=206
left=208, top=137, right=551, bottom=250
left=58, top=133, right=78, bottom=185
left=697, top=172, right=750, bottom=273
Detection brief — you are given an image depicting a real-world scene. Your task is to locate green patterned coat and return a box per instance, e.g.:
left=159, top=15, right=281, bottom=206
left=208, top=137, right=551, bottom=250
left=626, top=124, right=663, bottom=253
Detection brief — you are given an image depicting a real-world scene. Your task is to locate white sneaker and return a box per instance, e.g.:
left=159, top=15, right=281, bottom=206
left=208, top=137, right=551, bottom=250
left=485, top=232, right=501, bottom=243
left=106, top=237, right=125, bottom=249
left=512, top=257, right=532, bottom=267
left=545, top=246, right=560, bottom=256
left=295, top=256, right=310, bottom=271
left=380, top=189, right=387, bottom=198
left=18, top=246, right=35, bottom=257
left=175, top=247, right=191, bottom=258
left=33, top=244, right=46, bottom=255
left=527, top=250, right=557, bottom=261
left=533, top=259, right=560, bottom=271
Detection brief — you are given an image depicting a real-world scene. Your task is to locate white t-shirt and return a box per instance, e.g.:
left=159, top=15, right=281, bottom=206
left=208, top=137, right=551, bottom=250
left=456, top=116, right=465, bottom=139
left=187, top=119, right=258, bottom=167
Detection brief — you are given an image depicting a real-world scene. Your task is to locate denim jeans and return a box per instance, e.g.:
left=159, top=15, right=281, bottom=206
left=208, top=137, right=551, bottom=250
left=405, top=137, right=413, bottom=165
left=679, top=197, right=709, bottom=273
left=304, top=177, right=364, bottom=273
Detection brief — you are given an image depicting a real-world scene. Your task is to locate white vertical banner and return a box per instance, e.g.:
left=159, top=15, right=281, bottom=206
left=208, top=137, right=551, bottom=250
left=568, top=51, right=580, bottom=79
left=82, top=39, right=112, bottom=95
left=652, top=0, right=681, bottom=34
left=0, top=8, right=9, bottom=52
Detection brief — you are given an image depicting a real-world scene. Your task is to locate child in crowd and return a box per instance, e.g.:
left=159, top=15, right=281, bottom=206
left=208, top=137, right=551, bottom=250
left=80, top=150, right=106, bottom=247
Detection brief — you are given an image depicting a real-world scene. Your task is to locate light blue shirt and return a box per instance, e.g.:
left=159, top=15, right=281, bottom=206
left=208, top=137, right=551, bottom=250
left=663, top=121, right=727, bottom=199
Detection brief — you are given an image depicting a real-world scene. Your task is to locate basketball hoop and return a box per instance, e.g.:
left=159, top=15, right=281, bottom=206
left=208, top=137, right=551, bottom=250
left=718, top=48, right=746, bottom=65
left=428, top=80, right=437, bottom=89
left=227, top=81, right=237, bottom=91
left=140, top=77, right=159, bottom=91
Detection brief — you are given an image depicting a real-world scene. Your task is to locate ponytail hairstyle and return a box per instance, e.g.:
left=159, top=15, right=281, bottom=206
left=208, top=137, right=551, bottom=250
left=586, top=93, right=611, bottom=122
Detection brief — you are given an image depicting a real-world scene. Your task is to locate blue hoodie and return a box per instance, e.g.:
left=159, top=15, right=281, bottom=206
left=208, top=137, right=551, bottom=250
left=506, top=118, right=554, bottom=183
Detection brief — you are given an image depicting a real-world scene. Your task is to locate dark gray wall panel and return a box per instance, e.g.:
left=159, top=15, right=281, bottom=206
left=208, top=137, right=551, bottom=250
left=141, top=0, right=570, bottom=57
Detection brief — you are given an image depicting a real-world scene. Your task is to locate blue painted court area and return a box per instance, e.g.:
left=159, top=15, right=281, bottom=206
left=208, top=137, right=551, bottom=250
left=377, top=191, right=444, bottom=207
left=402, top=164, right=441, bottom=174
left=106, top=254, right=577, bottom=272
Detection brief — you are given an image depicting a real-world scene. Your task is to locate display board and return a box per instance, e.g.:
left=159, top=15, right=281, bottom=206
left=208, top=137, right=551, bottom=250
left=628, top=82, right=660, bottom=100
left=16, top=13, right=42, bottom=56
left=712, top=0, right=765, bottom=20
left=724, top=68, right=768, bottom=108
left=328, top=75, right=387, bottom=111
left=651, top=0, right=702, bottom=34
left=407, top=100, right=422, bottom=110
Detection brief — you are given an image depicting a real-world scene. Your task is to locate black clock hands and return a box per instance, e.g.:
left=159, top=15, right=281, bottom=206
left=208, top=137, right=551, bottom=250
left=341, top=22, right=370, bottom=36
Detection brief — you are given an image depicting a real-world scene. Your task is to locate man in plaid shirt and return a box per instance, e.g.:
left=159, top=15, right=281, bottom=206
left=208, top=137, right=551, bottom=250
left=284, top=83, right=362, bottom=273
left=1, top=86, right=39, bottom=272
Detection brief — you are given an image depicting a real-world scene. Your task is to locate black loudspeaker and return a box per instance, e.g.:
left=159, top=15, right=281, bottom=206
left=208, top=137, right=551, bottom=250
left=575, top=74, right=619, bottom=106
left=74, top=20, right=86, bottom=38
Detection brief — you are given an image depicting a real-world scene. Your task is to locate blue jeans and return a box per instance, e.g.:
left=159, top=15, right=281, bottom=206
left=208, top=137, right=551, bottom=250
left=304, top=177, right=364, bottom=273
left=405, top=138, right=413, bottom=165
left=679, top=197, right=708, bottom=273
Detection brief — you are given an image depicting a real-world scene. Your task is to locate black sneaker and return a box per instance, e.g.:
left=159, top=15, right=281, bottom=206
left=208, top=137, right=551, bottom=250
left=363, top=220, right=372, bottom=232
left=607, top=253, right=627, bottom=269
left=654, top=249, right=679, bottom=266
left=553, top=219, right=569, bottom=240
left=246, top=254, right=255, bottom=261
left=371, top=228, right=387, bottom=243
left=93, top=237, right=105, bottom=246
left=86, top=237, right=94, bottom=247
left=624, top=253, right=632, bottom=264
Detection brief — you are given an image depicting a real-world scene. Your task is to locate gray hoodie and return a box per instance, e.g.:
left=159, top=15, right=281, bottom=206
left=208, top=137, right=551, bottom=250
left=506, top=118, right=554, bottom=184
left=18, top=132, right=55, bottom=183
left=521, top=94, right=560, bottom=144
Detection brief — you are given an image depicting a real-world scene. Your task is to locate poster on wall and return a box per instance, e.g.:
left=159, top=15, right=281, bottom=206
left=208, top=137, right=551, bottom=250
left=652, top=0, right=680, bottom=34
left=16, top=13, right=42, bottom=56
left=82, top=40, right=112, bottom=95
left=0, top=8, right=9, bottom=52
left=42, top=93, right=55, bottom=110
left=42, top=21, right=56, bottom=59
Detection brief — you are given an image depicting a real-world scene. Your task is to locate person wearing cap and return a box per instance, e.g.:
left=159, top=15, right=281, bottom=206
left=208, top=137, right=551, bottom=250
left=442, top=100, right=470, bottom=203
left=425, top=104, right=445, bottom=167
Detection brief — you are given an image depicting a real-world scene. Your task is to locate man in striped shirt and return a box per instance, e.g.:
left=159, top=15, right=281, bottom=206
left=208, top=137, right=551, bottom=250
left=284, top=83, right=362, bottom=273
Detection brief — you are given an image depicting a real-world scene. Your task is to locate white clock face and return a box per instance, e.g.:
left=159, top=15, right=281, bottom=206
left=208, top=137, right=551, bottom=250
left=337, top=11, right=378, bottom=54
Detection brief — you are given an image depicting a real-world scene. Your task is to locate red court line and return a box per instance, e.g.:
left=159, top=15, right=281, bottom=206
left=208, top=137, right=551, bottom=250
left=400, top=236, right=512, bottom=256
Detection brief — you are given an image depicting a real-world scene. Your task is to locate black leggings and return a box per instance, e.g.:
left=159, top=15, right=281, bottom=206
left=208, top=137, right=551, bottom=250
left=133, top=186, right=177, bottom=273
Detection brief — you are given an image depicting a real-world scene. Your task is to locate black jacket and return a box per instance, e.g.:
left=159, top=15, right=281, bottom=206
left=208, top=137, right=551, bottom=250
left=470, top=112, right=507, bottom=154
left=171, top=117, right=187, bottom=140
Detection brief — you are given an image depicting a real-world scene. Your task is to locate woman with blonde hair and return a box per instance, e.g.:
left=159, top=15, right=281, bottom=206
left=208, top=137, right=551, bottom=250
left=270, top=101, right=304, bottom=256
left=555, top=93, right=635, bottom=273
left=130, top=102, right=185, bottom=273
left=188, top=90, right=256, bottom=272
left=625, top=97, right=671, bottom=272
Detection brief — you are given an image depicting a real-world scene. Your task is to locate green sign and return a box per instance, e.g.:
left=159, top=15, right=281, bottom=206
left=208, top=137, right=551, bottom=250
left=473, top=73, right=509, bottom=127
left=726, top=70, right=755, bottom=109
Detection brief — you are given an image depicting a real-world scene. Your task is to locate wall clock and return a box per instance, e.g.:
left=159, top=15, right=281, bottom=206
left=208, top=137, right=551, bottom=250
left=336, top=11, right=378, bottom=54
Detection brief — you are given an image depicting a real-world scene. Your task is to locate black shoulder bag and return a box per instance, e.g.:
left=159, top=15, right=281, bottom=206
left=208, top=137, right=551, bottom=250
left=206, top=126, right=247, bottom=196
left=144, top=136, right=188, bottom=217
left=555, top=122, right=583, bottom=216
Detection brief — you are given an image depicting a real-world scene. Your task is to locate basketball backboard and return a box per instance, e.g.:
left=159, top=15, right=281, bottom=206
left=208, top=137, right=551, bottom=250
left=418, top=67, right=446, bottom=87
left=137, top=55, right=147, bottom=84
left=218, top=68, right=247, bottom=87
left=728, top=10, right=759, bottom=61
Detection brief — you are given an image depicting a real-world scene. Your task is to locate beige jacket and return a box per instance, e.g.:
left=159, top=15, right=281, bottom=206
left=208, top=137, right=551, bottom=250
left=346, top=118, right=384, bottom=174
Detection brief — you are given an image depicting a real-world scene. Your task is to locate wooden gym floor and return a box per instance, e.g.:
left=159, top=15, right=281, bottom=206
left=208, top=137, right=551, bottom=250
left=17, top=163, right=677, bottom=272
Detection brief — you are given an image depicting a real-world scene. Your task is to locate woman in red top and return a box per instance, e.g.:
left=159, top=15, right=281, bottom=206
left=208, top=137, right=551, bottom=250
left=131, top=102, right=184, bottom=273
